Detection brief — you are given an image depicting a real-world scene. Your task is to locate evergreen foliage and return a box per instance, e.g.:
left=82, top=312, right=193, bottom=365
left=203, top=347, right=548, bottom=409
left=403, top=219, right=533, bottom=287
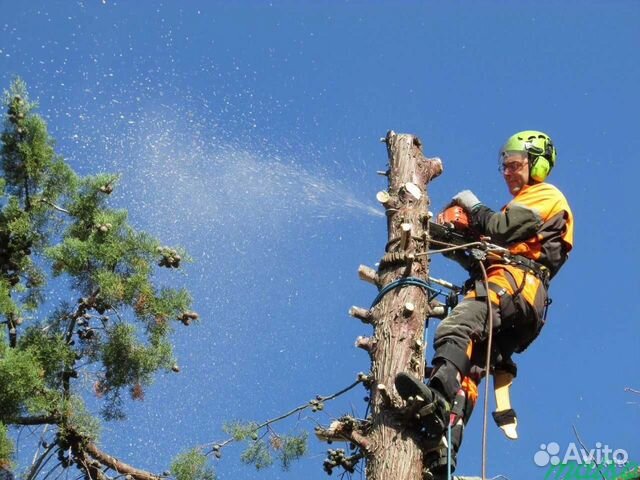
left=0, top=332, right=47, bottom=420
left=222, top=421, right=260, bottom=442
left=240, top=439, right=274, bottom=470
left=277, top=433, right=308, bottom=471
left=0, top=78, right=194, bottom=470
left=222, top=421, right=308, bottom=471
left=0, top=423, right=13, bottom=469
left=170, top=449, right=216, bottom=480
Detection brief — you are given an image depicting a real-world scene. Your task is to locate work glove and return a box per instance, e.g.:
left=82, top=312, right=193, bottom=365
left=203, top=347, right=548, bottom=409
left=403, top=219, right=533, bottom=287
left=452, top=190, right=482, bottom=212
left=443, top=248, right=476, bottom=273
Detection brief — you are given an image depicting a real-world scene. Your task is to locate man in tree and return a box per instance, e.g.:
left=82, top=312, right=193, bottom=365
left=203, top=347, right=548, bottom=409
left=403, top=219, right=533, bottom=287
left=395, top=131, right=574, bottom=477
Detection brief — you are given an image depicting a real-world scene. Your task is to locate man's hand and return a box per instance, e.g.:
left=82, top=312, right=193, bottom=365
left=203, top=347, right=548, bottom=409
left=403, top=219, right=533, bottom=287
left=443, top=248, right=477, bottom=273
left=452, top=190, right=482, bottom=212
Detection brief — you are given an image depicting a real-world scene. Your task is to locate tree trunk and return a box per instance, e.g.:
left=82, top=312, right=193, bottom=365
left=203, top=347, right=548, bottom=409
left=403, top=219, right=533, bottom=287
left=364, top=131, right=443, bottom=480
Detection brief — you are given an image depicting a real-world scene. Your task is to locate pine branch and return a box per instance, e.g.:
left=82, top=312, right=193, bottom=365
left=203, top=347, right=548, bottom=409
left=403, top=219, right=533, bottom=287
left=208, top=376, right=365, bottom=453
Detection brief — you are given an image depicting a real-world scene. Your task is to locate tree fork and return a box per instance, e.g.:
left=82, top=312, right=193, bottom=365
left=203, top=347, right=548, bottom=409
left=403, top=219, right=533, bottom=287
left=364, top=131, right=442, bottom=480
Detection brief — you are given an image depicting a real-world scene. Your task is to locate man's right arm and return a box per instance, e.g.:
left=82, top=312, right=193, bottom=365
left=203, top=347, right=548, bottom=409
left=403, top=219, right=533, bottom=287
left=471, top=203, right=542, bottom=246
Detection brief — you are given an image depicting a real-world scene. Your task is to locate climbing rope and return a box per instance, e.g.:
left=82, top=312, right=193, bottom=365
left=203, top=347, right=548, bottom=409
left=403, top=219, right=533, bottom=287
left=418, top=238, right=495, bottom=480
left=479, top=261, right=493, bottom=480
left=447, top=421, right=453, bottom=480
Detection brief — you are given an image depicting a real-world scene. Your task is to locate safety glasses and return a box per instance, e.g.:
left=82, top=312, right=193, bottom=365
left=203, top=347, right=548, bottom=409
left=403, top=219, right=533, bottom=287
left=498, top=151, right=528, bottom=174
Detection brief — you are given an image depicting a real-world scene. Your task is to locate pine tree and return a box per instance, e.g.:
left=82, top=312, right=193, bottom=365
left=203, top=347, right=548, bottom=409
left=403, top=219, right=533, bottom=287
left=0, top=78, right=199, bottom=479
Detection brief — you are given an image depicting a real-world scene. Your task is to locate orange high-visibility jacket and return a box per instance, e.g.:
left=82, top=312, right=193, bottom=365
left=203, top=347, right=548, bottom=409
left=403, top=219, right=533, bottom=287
left=468, top=182, right=574, bottom=307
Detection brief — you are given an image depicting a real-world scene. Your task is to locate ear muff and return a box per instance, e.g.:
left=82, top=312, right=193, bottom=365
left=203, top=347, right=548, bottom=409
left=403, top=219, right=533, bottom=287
left=529, top=156, right=551, bottom=182
left=526, top=137, right=555, bottom=183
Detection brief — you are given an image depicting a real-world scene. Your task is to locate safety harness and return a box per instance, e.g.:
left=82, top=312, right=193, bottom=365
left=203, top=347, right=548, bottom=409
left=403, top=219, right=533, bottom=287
left=502, top=253, right=551, bottom=288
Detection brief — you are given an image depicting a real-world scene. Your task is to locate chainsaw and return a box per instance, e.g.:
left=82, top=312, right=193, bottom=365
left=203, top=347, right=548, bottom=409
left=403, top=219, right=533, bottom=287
left=429, top=206, right=550, bottom=284
left=428, top=206, right=512, bottom=264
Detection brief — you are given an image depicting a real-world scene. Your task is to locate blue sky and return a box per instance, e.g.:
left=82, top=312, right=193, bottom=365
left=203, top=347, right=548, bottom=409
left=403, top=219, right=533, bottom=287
left=1, top=1, right=638, bottom=479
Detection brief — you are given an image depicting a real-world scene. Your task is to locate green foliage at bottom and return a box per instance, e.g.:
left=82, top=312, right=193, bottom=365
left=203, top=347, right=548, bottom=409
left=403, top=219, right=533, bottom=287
left=0, top=423, right=14, bottom=467
left=0, top=337, right=46, bottom=419
left=170, top=449, right=215, bottom=480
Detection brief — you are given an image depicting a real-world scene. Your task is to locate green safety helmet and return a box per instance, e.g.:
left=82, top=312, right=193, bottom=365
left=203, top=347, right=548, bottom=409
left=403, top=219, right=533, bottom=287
left=499, top=130, right=557, bottom=183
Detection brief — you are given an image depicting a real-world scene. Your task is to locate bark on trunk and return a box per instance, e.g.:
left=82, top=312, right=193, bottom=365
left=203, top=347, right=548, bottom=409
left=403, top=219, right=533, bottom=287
left=363, top=131, right=443, bottom=480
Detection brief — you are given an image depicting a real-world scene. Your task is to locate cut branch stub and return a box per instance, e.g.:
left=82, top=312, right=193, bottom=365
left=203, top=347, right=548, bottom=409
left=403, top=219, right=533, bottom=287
left=376, top=190, right=397, bottom=210
left=355, top=336, right=376, bottom=353
left=358, top=264, right=379, bottom=286
left=375, top=383, right=393, bottom=407
left=400, top=223, right=412, bottom=251
left=349, top=306, right=372, bottom=324
left=420, top=211, right=433, bottom=226
left=376, top=190, right=390, bottom=204
left=428, top=301, right=447, bottom=319
left=404, top=182, right=422, bottom=200
left=403, top=302, right=415, bottom=316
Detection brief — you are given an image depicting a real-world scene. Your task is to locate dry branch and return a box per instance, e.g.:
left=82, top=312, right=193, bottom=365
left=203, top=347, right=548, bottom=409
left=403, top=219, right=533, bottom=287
left=315, top=418, right=370, bottom=452
left=84, top=442, right=161, bottom=480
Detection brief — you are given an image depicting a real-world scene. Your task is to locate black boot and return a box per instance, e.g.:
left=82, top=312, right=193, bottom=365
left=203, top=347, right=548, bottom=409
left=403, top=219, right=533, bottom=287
left=395, top=372, right=451, bottom=449
left=424, top=424, right=460, bottom=478
left=424, top=455, right=453, bottom=480
left=426, top=386, right=473, bottom=479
